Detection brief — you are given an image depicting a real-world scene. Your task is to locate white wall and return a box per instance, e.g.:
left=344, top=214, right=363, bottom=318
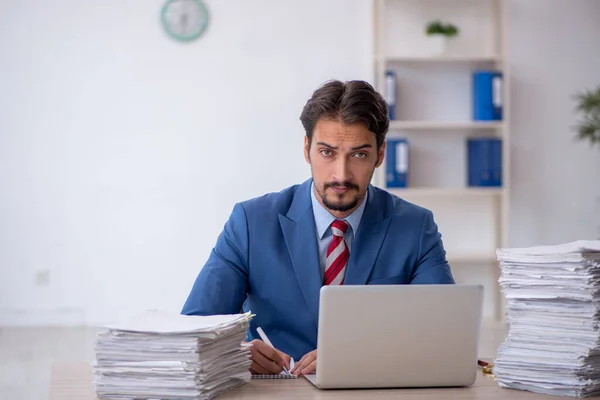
left=508, top=0, right=600, bottom=247
left=0, top=0, right=373, bottom=325
left=1, top=0, right=599, bottom=326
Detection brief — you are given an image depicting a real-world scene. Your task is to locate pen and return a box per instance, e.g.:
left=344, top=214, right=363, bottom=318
left=256, top=326, right=291, bottom=375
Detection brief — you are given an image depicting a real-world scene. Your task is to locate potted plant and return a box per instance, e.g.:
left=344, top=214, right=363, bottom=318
left=574, top=86, right=600, bottom=148
left=425, top=19, right=459, bottom=56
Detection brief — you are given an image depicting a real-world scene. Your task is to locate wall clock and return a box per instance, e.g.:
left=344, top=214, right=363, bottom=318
left=161, top=0, right=209, bottom=42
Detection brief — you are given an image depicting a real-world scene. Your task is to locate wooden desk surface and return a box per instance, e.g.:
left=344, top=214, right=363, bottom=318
left=50, top=362, right=557, bottom=400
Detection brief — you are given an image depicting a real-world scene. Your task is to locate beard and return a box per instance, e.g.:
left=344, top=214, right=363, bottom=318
left=317, top=181, right=361, bottom=212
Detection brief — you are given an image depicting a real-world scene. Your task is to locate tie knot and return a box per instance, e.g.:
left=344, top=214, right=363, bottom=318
left=331, top=219, right=349, bottom=237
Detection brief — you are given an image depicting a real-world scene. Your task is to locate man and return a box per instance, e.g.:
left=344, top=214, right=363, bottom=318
left=181, top=80, right=454, bottom=376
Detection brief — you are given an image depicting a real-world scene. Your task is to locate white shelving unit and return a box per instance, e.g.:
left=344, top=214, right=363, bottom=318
left=373, top=0, right=510, bottom=322
left=389, top=120, right=504, bottom=130
left=381, top=55, right=501, bottom=63
left=388, top=187, right=503, bottom=198
left=446, top=252, right=498, bottom=264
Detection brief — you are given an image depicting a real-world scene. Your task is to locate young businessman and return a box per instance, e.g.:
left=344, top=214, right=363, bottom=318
left=181, top=80, right=455, bottom=376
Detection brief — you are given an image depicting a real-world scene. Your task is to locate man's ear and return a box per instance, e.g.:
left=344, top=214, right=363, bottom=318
left=375, top=141, right=386, bottom=168
left=304, top=136, right=310, bottom=164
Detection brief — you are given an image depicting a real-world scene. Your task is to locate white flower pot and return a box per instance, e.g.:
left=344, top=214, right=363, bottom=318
left=427, top=35, right=448, bottom=56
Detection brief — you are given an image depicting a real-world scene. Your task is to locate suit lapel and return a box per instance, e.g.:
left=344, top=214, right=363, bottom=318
left=345, top=185, right=392, bottom=285
left=279, top=179, right=321, bottom=330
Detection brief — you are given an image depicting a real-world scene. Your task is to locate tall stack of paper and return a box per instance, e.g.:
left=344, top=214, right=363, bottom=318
left=494, top=240, right=600, bottom=397
left=94, top=311, right=252, bottom=400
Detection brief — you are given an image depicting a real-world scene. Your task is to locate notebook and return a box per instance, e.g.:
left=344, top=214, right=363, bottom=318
left=251, top=373, right=297, bottom=380
left=251, top=359, right=297, bottom=379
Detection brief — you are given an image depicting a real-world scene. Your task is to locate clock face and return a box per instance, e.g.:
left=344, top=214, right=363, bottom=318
left=161, top=0, right=209, bottom=42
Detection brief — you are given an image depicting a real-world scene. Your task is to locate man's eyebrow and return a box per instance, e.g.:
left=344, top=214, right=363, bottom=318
left=316, top=141, right=337, bottom=149
left=315, top=142, right=373, bottom=151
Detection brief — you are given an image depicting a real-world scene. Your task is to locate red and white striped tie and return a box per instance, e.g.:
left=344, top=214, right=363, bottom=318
left=323, top=219, right=349, bottom=286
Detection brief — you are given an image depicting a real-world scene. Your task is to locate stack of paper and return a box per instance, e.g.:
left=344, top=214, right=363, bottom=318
left=494, top=240, right=600, bottom=397
left=93, top=311, right=252, bottom=400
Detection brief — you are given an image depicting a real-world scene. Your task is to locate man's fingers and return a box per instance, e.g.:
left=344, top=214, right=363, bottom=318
left=293, top=361, right=307, bottom=375
left=251, top=350, right=281, bottom=374
left=279, top=351, right=292, bottom=370
left=298, top=357, right=312, bottom=371
left=251, top=340, right=284, bottom=367
left=250, top=347, right=282, bottom=374
left=300, top=359, right=317, bottom=375
left=291, top=356, right=306, bottom=374
left=250, top=362, right=271, bottom=375
left=248, top=339, right=293, bottom=374
left=292, top=353, right=315, bottom=374
left=291, top=362, right=301, bottom=374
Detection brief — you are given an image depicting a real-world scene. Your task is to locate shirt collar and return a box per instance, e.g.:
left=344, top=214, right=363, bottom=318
left=310, top=182, right=367, bottom=239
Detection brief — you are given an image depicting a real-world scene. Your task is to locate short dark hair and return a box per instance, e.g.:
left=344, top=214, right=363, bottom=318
left=299, top=80, right=389, bottom=149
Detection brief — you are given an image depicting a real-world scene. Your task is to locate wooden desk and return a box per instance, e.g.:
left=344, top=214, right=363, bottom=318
left=50, top=362, right=557, bottom=400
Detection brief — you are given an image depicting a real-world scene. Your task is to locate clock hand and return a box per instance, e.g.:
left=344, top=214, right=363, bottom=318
left=180, top=13, right=188, bottom=35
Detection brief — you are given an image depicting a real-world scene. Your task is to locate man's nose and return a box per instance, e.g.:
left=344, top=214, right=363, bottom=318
left=332, top=158, right=352, bottom=183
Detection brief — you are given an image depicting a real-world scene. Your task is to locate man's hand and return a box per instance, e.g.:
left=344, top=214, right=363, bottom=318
left=247, top=339, right=291, bottom=375
left=291, top=349, right=317, bottom=375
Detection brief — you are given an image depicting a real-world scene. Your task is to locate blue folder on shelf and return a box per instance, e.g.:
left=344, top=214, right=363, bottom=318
left=386, top=138, right=408, bottom=188
left=467, top=138, right=502, bottom=187
left=385, top=70, right=397, bottom=120
left=473, top=70, right=503, bottom=121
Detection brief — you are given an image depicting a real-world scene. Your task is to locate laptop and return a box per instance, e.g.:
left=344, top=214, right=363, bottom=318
left=304, top=284, right=484, bottom=389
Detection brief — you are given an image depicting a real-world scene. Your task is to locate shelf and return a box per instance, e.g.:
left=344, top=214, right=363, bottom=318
left=375, top=0, right=509, bottom=324
left=389, top=121, right=504, bottom=130
left=446, top=251, right=498, bottom=264
left=388, top=187, right=503, bottom=198
left=380, top=55, right=501, bottom=63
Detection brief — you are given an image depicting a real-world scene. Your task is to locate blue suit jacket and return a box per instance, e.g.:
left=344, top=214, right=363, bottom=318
left=182, top=179, right=454, bottom=361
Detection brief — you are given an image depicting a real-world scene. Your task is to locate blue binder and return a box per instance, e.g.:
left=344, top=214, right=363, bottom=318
left=490, top=139, right=502, bottom=186
left=473, top=70, right=503, bottom=121
left=467, top=138, right=502, bottom=187
left=385, top=70, right=397, bottom=120
left=386, top=138, right=408, bottom=188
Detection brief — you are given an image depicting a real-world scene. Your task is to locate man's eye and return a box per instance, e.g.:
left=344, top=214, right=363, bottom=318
left=320, top=149, right=332, bottom=157
left=354, top=152, right=367, bottom=158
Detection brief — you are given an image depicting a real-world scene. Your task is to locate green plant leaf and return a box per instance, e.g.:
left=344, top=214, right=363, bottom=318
left=445, top=24, right=459, bottom=37
left=576, top=88, right=600, bottom=113
left=573, top=85, right=600, bottom=149
left=425, top=19, right=445, bottom=36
